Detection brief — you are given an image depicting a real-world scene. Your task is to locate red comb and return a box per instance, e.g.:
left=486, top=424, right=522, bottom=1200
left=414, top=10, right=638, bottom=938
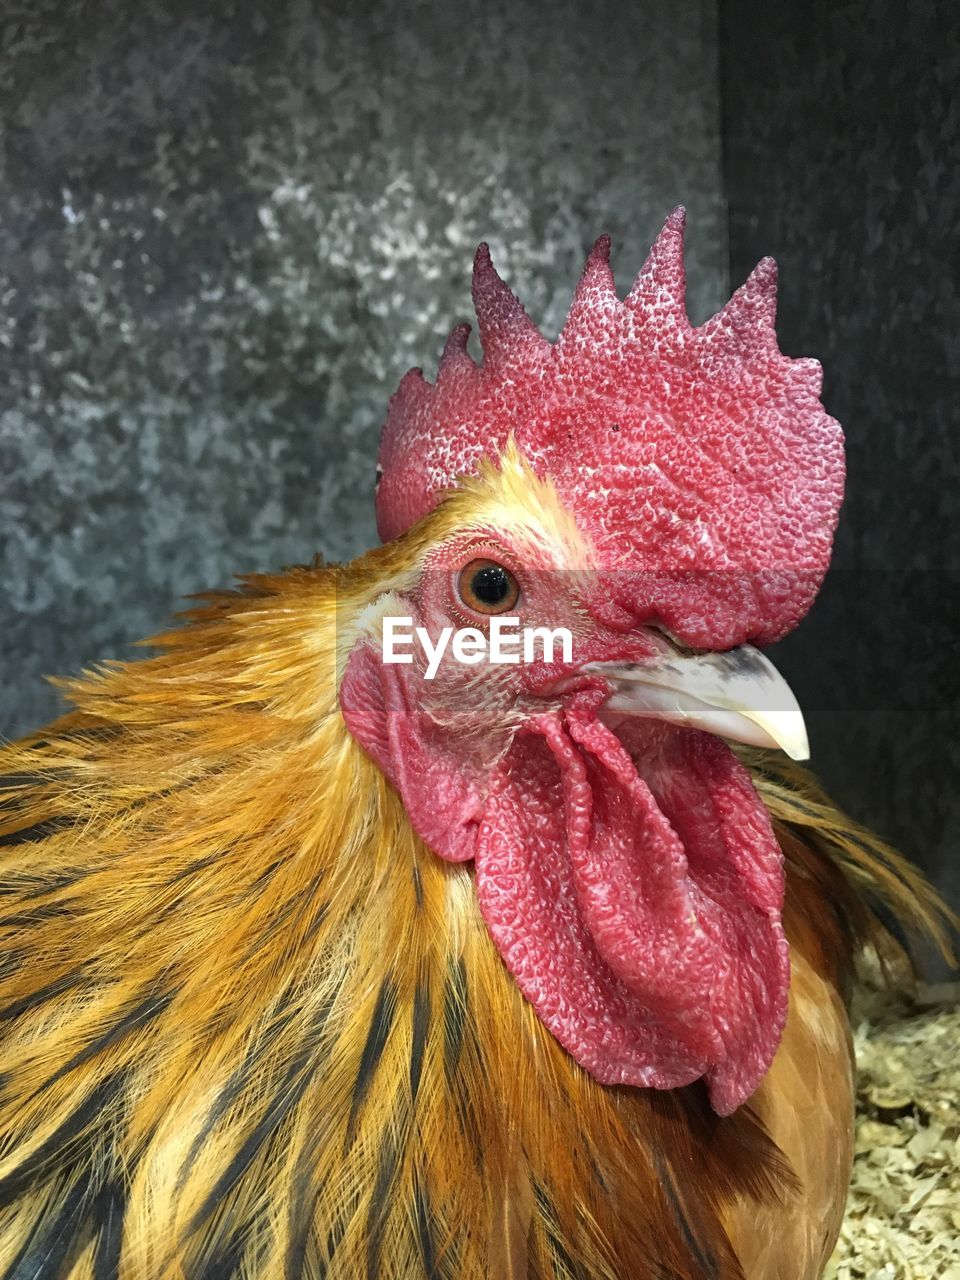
left=375, top=208, right=844, bottom=646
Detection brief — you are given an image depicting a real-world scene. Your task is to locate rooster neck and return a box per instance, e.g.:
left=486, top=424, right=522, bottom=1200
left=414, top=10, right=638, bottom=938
left=0, top=569, right=894, bottom=1279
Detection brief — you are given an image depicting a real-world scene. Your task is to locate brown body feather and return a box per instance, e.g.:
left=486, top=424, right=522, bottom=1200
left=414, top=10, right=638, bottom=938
left=0, top=519, right=952, bottom=1279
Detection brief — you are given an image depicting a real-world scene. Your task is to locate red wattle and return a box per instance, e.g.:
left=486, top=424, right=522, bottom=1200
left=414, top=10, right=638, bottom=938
left=474, top=697, right=789, bottom=1114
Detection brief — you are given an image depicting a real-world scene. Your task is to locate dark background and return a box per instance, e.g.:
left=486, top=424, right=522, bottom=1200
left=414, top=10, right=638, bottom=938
left=720, top=0, right=959, bottom=940
left=1, top=1, right=957, bottom=923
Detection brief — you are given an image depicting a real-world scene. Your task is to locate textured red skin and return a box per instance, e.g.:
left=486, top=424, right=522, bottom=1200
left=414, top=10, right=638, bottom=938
left=339, top=640, right=484, bottom=863
left=346, top=215, right=844, bottom=1112
left=376, top=208, right=845, bottom=648
left=476, top=699, right=789, bottom=1115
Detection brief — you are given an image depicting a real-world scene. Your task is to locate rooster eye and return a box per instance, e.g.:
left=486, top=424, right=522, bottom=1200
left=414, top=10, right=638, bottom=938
left=457, top=559, right=520, bottom=615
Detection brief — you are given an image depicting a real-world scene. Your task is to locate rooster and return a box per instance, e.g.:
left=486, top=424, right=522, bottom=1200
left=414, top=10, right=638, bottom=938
left=0, top=209, right=952, bottom=1280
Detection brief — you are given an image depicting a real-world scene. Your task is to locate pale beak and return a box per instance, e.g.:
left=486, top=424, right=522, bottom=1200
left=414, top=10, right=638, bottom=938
left=583, top=641, right=810, bottom=762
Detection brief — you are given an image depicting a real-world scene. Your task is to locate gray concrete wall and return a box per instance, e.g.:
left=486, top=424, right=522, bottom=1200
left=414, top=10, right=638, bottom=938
left=0, top=0, right=726, bottom=736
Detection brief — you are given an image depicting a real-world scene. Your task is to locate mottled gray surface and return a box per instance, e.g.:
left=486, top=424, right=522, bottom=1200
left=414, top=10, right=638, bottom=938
left=720, top=0, right=960, bottom=920
left=0, top=0, right=726, bottom=736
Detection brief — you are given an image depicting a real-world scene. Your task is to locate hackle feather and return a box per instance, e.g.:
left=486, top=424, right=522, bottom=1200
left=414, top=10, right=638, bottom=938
left=0, top=460, right=953, bottom=1279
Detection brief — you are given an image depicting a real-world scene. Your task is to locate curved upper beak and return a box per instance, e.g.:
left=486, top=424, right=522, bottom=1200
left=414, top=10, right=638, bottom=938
left=583, top=641, right=810, bottom=761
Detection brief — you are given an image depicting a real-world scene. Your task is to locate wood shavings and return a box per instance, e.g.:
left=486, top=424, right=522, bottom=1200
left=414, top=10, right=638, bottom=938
left=826, top=992, right=960, bottom=1280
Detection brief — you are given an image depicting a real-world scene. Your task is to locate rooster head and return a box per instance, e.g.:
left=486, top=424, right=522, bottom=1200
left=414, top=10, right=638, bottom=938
left=339, top=209, right=845, bottom=1115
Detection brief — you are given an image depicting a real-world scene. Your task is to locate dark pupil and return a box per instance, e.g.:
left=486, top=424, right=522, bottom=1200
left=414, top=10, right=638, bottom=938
left=471, top=566, right=511, bottom=605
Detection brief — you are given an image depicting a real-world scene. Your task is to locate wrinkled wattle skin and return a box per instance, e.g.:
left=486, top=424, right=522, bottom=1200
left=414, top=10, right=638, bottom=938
left=476, top=695, right=789, bottom=1116
left=344, top=211, right=844, bottom=1115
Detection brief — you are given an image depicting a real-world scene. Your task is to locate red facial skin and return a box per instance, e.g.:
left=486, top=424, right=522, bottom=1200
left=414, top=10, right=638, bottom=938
left=340, top=531, right=789, bottom=1116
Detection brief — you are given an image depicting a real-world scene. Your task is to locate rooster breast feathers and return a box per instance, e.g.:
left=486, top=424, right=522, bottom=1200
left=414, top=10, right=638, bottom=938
left=0, top=459, right=951, bottom=1280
